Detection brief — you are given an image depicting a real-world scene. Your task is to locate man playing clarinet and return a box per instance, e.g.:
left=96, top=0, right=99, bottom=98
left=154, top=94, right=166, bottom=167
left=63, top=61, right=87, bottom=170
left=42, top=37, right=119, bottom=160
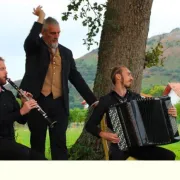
left=0, top=57, right=46, bottom=160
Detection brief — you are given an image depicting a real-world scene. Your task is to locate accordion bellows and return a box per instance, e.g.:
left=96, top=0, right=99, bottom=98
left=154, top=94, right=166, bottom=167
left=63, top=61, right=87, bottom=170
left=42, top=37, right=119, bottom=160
left=108, top=96, right=179, bottom=151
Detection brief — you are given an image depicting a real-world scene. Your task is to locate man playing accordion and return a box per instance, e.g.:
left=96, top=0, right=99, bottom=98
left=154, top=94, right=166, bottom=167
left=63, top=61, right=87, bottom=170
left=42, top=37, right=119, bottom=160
left=86, top=65, right=177, bottom=160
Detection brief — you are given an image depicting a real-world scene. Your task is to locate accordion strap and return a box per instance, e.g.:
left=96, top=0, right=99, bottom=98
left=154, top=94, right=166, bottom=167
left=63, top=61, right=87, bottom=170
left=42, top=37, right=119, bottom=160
left=112, top=91, right=127, bottom=104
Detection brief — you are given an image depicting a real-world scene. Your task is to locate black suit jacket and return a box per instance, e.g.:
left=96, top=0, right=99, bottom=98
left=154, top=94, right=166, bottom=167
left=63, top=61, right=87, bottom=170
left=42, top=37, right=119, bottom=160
left=0, top=88, right=26, bottom=138
left=19, top=22, right=97, bottom=115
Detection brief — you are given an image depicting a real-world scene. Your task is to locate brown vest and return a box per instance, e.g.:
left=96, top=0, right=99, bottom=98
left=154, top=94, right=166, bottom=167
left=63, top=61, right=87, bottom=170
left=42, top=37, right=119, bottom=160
left=41, top=48, right=62, bottom=99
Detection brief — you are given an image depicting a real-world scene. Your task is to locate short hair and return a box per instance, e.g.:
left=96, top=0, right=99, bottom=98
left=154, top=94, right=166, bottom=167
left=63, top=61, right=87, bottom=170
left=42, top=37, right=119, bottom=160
left=43, top=17, right=59, bottom=31
left=110, top=65, right=126, bottom=85
left=0, top=57, right=5, bottom=62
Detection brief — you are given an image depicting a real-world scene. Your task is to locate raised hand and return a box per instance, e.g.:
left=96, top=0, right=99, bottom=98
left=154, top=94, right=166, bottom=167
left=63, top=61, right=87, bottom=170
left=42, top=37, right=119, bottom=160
left=32, top=5, right=45, bottom=23
left=33, top=5, right=45, bottom=17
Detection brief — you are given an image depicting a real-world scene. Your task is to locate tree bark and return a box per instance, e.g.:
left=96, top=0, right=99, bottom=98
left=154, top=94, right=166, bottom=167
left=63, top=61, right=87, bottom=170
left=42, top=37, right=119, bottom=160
left=95, top=0, right=153, bottom=96
left=69, top=0, right=153, bottom=160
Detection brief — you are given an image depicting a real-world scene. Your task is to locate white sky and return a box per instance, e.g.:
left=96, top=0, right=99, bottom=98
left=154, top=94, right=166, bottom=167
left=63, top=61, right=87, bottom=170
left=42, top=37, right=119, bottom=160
left=0, top=0, right=180, bottom=80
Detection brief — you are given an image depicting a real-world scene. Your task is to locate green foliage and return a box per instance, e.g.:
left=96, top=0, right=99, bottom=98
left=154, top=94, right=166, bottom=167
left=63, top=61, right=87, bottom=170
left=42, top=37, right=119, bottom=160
left=141, top=87, right=151, bottom=94
left=62, top=0, right=107, bottom=50
left=149, top=85, right=165, bottom=97
left=145, top=42, right=165, bottom=68
left=68, top=143, right=99, bottom=160
left=141, top=85, right=165, bottom=97
left=175, top=102, right=180, bottom=124
left=69, top=108, right=87, bottom=123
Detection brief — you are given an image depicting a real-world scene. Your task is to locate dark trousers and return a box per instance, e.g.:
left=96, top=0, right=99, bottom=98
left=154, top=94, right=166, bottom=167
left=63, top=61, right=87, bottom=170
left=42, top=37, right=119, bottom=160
left=27, top=94, right=68, bottom=160
left=109, top=144, right=176, bottom=160
left=0, top=138, right=46, bottom=160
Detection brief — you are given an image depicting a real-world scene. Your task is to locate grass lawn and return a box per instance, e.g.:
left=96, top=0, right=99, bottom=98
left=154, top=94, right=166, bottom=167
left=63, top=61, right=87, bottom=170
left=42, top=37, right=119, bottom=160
left=15, top=126, right=83, bottom=159
left=15, top=125, right=180, bottom=160
left=161, top=142, right=180, bottom=160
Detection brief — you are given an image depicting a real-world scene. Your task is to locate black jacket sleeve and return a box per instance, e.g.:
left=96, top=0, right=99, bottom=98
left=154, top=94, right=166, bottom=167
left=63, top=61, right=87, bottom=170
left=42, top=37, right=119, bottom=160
left=14, top=100, right=27, bottom=125
left=85, top=96, right=108, bottom=138
left=24, top=22, right=42, bottom=54
left=0, top=111, right=23, bottom=125
left=68, top=50, right=97, bottom=106
left=0, top=92, right=26, bottom=125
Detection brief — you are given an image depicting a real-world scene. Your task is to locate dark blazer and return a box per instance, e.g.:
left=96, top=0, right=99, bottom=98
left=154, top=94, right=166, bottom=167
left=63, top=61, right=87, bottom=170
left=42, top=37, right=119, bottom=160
left=19, top=22, right=97, bottom=115
left=0, top=88, right=26, bottom=138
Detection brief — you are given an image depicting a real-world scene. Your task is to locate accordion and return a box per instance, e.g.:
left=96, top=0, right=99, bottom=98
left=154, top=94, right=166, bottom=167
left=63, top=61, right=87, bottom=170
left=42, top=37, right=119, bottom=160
left=108, top=96, right=179, bottom=151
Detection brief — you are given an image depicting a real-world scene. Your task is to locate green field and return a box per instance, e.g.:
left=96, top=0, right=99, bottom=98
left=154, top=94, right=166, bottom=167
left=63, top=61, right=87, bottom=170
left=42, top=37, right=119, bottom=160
left=15, top=126, right=83, bottom=159
left=161, top=142, right=180, bottom=160
left=15, top=125, right=180, bottom=160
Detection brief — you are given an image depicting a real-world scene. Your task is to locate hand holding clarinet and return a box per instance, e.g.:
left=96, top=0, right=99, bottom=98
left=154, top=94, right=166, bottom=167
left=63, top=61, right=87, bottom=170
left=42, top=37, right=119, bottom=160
left=6, top=78, right=57, bottom=128
left=20, top=91, right=38, bottom=115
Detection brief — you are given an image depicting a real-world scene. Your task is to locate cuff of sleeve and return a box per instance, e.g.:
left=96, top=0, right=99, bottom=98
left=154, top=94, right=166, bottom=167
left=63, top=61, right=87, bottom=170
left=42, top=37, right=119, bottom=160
left=95, top=128, right=101, bottom=138
left=90, top=101, right=99, bottom=108
left=14, top=110, right=23, bottom=120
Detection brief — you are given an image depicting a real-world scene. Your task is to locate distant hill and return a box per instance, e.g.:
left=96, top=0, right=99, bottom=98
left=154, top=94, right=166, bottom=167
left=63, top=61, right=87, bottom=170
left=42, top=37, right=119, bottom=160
left=6, top=28, right=180, bottom=108
left=143, top=28, right=180, bottom=88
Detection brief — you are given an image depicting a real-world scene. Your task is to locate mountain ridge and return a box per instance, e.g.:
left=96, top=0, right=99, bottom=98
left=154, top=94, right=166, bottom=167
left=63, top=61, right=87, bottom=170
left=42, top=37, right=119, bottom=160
left=5, top=27, right=180, bottom=108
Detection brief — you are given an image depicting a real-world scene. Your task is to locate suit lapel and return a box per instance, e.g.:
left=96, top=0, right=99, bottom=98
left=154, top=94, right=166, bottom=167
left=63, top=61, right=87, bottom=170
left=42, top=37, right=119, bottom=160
left=40, top=38, right=51, bottom=66
left=59, top=45, right=66, bottom=73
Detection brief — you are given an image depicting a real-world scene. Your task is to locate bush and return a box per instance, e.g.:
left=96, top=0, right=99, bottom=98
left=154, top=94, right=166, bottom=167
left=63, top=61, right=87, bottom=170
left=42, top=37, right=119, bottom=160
left=149, top=85, right=165, bottom=97
left=141, top=87, right=151, bottom=94
left=69, top=108, right=87, bottom=123
left=175, top=102, right=180, bottom=124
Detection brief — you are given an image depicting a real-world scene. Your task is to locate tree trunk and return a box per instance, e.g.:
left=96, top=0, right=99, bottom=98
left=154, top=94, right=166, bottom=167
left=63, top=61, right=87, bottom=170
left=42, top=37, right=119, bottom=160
left=69, top=0, right=153, bottom=160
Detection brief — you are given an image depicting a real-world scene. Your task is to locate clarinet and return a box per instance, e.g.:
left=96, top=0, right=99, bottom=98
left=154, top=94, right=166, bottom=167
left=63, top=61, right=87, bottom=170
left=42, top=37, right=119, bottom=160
left=6, top=78, right=57, bottom=128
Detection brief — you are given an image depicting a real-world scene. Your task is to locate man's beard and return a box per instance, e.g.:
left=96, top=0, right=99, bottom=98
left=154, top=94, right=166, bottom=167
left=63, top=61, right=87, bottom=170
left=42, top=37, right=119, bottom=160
left=124, top=81, right=132, bottom=88
left=124, top=84, right=131, bottom=88
left=0, top=78, right=6, bottom=86
left=49, top=42, right=58, bottom=49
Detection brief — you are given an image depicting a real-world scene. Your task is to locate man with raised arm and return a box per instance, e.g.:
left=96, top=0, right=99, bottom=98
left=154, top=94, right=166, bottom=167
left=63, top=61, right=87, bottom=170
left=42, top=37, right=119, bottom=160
left=19, top=5, right=97, bottom=160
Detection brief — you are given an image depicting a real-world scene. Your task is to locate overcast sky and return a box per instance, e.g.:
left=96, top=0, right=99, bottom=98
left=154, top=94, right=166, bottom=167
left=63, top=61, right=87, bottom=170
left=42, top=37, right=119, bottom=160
left=0, top=0, right=180, bottom=80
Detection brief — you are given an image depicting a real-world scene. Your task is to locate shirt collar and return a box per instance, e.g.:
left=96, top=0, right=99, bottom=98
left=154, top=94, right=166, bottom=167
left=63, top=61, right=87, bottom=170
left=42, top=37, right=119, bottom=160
left=111, top=89, right=129, bottom=98
left=0, top=86, right=5, bottom=93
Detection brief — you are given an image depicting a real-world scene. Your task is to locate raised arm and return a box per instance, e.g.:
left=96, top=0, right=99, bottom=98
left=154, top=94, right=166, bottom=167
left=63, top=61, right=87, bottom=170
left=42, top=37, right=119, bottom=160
left=33, top=5, right=45, bottom=24
left=24, top=5, right=46, bottom=54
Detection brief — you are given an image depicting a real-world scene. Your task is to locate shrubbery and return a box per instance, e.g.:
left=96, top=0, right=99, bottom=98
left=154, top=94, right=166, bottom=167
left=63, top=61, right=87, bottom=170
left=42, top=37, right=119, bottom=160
left=16, top=98, right=87, bottom=123
left=141, top=85, right=165, bottom=97
left=68, top=108, right=87, bottom=123
left=175, top=102, right=180, bottom=124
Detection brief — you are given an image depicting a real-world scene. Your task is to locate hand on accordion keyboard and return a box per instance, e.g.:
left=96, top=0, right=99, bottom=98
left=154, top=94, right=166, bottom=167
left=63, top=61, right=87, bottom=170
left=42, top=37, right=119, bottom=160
left=168, top=106, right=177, bottom=118
left=99, top=131, right=120, bottom=143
